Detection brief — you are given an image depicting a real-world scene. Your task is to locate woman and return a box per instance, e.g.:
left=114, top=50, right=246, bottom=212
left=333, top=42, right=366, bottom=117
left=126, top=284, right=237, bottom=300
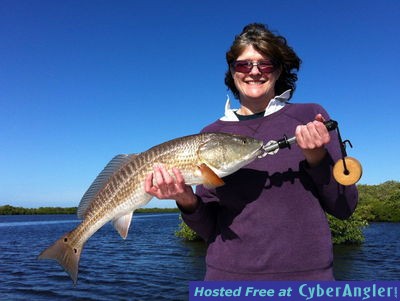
left=145, top=23, right=358, bottom=280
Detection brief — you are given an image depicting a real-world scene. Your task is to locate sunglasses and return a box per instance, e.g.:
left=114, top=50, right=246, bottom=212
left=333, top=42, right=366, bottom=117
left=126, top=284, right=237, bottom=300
left=231, top=60, right=276, bottom=73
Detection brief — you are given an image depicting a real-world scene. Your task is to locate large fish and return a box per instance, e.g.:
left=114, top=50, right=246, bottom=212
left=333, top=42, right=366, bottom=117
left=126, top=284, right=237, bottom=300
left=38, top=132, right=264, bottom=284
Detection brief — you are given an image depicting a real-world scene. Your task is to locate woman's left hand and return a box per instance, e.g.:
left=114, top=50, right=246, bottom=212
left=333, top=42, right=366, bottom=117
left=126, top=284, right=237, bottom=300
left=295, top=114, right=331, bottom=167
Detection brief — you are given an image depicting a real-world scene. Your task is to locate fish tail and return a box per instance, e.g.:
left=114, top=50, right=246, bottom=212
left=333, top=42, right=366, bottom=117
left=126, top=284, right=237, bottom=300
left=38, top=234, right=83, bottom=285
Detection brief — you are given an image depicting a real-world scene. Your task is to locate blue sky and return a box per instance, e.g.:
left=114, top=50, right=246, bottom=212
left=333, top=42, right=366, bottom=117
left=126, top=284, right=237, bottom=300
left=1, top=0, right=399, bottom=208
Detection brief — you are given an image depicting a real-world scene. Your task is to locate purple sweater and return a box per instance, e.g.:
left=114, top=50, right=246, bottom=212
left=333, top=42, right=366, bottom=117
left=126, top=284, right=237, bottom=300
left=182, top=103, right=358, bottom=280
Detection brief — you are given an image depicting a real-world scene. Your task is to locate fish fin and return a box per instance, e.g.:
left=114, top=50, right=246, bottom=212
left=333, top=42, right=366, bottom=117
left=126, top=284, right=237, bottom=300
left=38, top=234, right=83, bottom=285
left=77, top=154, right=137, bottom=219
left=198, top=163, right=225, bottom=189
left=112, top=212, right=133, bottom=239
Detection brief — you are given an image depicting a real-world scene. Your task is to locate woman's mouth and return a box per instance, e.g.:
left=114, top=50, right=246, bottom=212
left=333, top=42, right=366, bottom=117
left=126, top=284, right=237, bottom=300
left=245, top=80, right=266, bottom=85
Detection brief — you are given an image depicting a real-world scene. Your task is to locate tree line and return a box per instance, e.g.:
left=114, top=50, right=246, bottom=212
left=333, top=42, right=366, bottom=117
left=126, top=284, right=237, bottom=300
left=356, top=180, right=400, bottom=222
left=0, top=205, right=179, bottom=215
left=1, top=181, right=399, bottom=244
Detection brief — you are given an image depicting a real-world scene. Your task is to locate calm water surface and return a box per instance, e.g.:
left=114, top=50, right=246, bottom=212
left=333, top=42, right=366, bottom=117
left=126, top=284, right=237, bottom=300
left=0, top=214, right=399, bottom=300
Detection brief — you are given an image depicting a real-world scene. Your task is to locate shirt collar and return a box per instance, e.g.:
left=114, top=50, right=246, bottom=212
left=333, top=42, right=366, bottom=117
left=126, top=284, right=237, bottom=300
left=220, top=89, right=291, bottom=121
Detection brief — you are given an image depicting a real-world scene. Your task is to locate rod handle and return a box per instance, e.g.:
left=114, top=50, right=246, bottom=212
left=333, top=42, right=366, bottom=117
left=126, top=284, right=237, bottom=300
left=324, top=119, right=338, bottom=132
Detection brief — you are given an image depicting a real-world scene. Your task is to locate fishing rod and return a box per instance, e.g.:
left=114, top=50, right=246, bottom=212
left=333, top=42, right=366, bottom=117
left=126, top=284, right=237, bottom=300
left=259, top=120, right=362, bottom=186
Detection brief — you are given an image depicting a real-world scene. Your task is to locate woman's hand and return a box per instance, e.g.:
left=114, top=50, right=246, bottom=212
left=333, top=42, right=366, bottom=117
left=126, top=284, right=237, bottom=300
left=295, top=114, right=331, bottom=167
left=144, top=164, right=199, bottom=212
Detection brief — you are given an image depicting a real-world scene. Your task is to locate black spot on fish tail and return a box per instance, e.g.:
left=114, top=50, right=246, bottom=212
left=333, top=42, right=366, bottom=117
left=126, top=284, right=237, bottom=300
left=38, top=235, right=83, bottom=285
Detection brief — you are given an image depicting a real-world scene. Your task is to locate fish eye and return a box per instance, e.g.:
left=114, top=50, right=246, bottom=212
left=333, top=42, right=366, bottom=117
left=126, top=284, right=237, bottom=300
left=242, top=139, right=247, bottom=144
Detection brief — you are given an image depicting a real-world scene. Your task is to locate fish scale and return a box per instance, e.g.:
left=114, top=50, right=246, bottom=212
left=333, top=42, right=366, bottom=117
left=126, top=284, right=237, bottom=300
left=38, top=132, right=264, bottom=284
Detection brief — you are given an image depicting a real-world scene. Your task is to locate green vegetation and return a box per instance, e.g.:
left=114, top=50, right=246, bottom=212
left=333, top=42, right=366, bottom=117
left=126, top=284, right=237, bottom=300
left=327, top=214, right=368, bottom=244
left=136, top=207, right=179, bottom=214
left=327, top=181, right=400, bottom=243
left=175, top=181, right=400, bottom=244
left=0, top=205, right=179, bottom=215
left=175, top=215, right=202, bottom=241
left=356, top=181, right=400, bottom=222
left=0, top=205, right=77, bottom=215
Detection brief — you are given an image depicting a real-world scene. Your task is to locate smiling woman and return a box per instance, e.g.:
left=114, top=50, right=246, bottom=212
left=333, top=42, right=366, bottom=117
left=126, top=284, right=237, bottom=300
left=145, top=23, right=359, bottom=281
left=230, top=45, right=282, bottom=114
left=224, top=23, right=300, bottom=105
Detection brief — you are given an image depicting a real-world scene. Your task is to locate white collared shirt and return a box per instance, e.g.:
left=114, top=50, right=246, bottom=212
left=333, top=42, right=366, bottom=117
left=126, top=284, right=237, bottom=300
left=220, top=89, right=292, bottom=121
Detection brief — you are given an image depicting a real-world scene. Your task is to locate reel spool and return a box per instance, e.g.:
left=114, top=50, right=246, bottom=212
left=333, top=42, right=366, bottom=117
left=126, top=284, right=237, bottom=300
left=333, top=156, right=363, bottom=186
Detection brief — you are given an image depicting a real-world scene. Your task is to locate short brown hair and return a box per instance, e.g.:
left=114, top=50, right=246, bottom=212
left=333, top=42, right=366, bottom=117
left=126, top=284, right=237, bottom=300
left=225, top=23, right=301, bottom=99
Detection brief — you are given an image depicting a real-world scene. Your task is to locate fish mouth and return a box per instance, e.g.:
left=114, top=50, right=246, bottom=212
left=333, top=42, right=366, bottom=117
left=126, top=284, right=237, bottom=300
left=249, top=143, right=265, bottom=160
left=235, top=141, right=265, bottom=168
left=251, top=139, right=265, bottom=154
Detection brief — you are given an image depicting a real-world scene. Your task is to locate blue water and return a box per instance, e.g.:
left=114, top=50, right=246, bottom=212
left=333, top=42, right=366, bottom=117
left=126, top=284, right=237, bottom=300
left=0, top=213, right=205, bottom=300
left=333, top=222, right=400, bottom=280
left=0, top=214, right=399, bottom=300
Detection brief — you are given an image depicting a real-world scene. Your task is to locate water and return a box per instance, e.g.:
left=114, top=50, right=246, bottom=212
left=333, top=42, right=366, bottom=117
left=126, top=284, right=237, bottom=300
left=0, top=214, right=399, bottom=300
left=333, top=222, right=400, bottom=280
left=0, top=213, right=205, bottom=301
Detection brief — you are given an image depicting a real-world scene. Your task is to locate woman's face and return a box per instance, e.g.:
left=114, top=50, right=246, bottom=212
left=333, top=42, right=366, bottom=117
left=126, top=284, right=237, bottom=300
left=232, top=45, right=281, bottom=104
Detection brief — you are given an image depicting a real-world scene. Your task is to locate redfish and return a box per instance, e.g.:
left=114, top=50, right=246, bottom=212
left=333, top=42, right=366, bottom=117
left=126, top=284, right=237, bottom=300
left=38, top=132, right=263, bottom=284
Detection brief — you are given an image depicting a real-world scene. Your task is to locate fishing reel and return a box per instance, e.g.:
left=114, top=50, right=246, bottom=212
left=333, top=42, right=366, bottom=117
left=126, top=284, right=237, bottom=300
left=328, top=120, right=363, bottom=186
left=259, top=119, right=362, bottom=186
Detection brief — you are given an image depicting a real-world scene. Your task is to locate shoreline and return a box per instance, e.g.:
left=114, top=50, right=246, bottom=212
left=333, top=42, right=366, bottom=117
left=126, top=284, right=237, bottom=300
left=0, top=204, right=179, bottom=215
